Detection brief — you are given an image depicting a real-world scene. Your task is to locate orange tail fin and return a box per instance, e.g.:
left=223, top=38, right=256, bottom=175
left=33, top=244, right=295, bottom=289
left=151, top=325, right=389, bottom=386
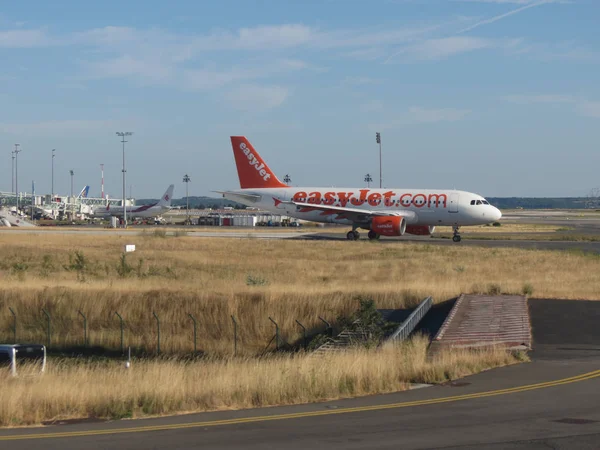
left=230, top=136, right=288, bottom=189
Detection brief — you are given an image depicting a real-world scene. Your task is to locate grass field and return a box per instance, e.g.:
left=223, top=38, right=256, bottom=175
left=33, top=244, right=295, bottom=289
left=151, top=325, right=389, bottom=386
left=0, top=336, right=524, bottom=426
left=0, top=231, right=599, bottom=356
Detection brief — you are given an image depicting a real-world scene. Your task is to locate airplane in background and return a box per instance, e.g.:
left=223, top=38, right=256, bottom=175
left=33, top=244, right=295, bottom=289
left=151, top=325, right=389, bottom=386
left=218, top=137, right=501, bottom=241
left=92, top=184, right=174, bottom=220
left=77, top=185, right=90, bottom=199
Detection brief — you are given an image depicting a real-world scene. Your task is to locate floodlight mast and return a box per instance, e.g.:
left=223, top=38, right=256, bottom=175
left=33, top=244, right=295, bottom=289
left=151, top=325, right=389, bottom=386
left=11, top=151, right=15, bottom=195
left=116, top=132, right=133, bottom=228
left=14, top=144, right=21, bottom=212
left=375, top=132, right=382, bottom=189
left=51, top=149, right=56, bottom=201
left=69, top=169, right=74, bottom=197
left=183, top=174, right=191, bottom=225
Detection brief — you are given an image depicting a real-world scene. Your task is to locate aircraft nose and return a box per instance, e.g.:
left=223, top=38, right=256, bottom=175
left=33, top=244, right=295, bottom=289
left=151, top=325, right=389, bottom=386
left=493, top=207, right=502, bottom=221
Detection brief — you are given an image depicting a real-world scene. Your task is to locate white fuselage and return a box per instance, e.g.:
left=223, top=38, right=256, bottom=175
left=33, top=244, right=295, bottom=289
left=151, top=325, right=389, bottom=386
left=92, top=204, right=170, bottom=219
left=224, top=187, right=501, bottom=227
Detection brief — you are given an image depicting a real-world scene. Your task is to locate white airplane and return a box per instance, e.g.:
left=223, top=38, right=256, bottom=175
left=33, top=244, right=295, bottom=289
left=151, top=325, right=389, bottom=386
left=218, top=137, right=502, bottom=242
left=92, top=185, right=175, bottom=220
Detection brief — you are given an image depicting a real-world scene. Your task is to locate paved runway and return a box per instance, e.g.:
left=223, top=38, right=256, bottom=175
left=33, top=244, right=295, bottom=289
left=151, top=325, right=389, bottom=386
left=297, top=232, right=600, bottom=252
left=1, top=300, right=599, bottom=449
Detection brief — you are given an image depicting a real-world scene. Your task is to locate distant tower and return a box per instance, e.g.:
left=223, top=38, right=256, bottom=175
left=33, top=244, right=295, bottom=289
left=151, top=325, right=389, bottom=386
left=283, top=174, right=292, bottom=184
left=100, top=164, right=105, bottom=199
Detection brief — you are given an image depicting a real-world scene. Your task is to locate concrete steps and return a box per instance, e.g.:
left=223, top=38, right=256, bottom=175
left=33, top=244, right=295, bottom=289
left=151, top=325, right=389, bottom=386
left=430, top=294, right=532, bottom=352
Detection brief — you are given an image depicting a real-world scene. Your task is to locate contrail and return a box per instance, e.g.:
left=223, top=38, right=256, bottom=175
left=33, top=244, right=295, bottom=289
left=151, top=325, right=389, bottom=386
left=457, top=0, right=554, bottom=33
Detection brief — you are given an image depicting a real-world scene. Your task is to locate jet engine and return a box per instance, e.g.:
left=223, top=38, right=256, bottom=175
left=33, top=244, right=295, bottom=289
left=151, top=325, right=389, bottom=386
left=371, top=216, right=406, bottom=236
left=405, top=225, right=436, bottom=236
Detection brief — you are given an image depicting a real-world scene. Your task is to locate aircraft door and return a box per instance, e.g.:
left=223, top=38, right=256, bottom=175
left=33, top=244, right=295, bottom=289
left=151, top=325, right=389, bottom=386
left=449, top=193, right=459, bottom=213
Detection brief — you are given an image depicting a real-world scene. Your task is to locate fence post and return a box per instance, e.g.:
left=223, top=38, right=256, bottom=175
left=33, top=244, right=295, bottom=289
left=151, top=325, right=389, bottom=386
left=318, top=316, right=332, bottom=337
left=153, top=312, right=160, bottom=356
left=269, top=317, right=280, bottom=350
left=295, top=320, right=307, bottom=349
left=114, top=311, right=124, bottom=355
left=231, top=315, right=237, bottom=356
left=41, top=309, right=51, bottom=349
left=78, top=310, right=88, bottom=347
left=8, top=307, right=16, bottom=343
left=188, top=313, right=197, bottom=355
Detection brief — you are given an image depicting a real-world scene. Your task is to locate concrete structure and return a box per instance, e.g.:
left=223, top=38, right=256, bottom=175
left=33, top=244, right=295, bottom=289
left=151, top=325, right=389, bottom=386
left=431, top=294, right=532, bottom=351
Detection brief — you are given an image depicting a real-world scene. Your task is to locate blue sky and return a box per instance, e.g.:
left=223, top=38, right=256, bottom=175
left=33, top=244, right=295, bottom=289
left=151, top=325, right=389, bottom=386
left=1, top=0, right=599, bottom=198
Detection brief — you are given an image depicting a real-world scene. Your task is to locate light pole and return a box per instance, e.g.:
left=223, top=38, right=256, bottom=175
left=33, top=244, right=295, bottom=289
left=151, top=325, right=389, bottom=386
left=100, top=163, right=104, bottom=199
left=283, top=174, right=291, bottom=184
left=364, top=173, right=372, bottom=188
left=116, top=132, right=133, bottom=228
left=14, top=144, right=21, bottom=212
left=11, top=151, right=15, bottom=195
left=52, top=149, right=55, bottom=201
left=183, top=174, right=191, bottom=225
left=31, top=180, right=35, bottom=221
left=375, top=132, right=382, bottom=189
left=69, top=169, right=74, bottom=198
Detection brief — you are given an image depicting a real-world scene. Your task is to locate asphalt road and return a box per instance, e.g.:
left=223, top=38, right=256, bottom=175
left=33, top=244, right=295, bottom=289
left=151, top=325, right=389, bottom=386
left=1, top=300, right=599, bottom=449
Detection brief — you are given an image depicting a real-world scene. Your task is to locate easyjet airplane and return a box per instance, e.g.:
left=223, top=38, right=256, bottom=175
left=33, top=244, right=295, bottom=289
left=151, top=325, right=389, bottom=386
left=219, top=137, right=501, bottom=241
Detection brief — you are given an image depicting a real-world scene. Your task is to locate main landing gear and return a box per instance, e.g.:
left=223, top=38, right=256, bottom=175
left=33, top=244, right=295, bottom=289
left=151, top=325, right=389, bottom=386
left=346, top=230, right=360, bottom=240
left=367, top=230, right=380, bottom=241
left=346, top=229, right=381, bottom=241
left=452, top=226, right=462, bottom=243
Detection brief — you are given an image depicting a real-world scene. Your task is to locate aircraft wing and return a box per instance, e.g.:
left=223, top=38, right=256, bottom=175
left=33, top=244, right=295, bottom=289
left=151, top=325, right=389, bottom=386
left=286, top=201, right=418, bottom=223
left=214, top=191, right=262, bottom=204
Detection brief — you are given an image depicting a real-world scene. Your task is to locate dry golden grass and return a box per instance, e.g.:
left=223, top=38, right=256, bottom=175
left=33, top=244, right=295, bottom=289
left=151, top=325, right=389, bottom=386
left=0, top=232, right=599, bottom=355
left=0, top=336, right=523, bottom=426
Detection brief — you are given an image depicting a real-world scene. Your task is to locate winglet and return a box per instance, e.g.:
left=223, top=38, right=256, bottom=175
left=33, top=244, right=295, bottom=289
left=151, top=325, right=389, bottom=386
left=230, top=136, right=288, bottom=189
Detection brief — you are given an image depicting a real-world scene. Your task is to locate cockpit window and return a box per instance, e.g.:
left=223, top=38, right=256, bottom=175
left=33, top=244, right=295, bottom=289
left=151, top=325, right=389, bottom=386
left=476, top=200, right=482, bottom=205
left=482, top=200, right=489, bottom=205
left=470, top=200, right=475, bottom=205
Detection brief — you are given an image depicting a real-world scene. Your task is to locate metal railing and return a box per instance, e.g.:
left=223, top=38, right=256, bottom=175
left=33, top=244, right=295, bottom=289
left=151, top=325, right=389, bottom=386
left=387, top=296, right=433, bottom=342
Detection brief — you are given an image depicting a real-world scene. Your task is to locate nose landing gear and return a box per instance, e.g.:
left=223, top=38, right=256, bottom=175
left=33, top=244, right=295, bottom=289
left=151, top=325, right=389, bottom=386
left=452, top=226, right=461, bottom=242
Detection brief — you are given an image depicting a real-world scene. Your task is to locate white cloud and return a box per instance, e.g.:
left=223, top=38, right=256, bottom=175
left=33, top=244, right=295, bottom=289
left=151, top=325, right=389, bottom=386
left=84, top=54, right=310, bottom=91
left=225, top=85, right=289, bottom=111
left=86, top=55, right=174, bottom=83
left=504, top=94, right=575, bottom=104
left=387, top=36, right=493, bottom=62
left=0, top=119, right=119, bottom=135
left=577, top=101, right=600, bottom=119
left=0, top=29, right=55, bottom=48
left=456, top=0, right=546, bottom=4
left=408, top=106, right=471, bottom=123
left=371, top=106, right=471, bottom=130
left=341, top=76, right=382, bottom=86
left=70, top=23, right=437, bottom=55
left=360, top=100, right=385, bottom=113
left=503, top=94, right=600, bottom=119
